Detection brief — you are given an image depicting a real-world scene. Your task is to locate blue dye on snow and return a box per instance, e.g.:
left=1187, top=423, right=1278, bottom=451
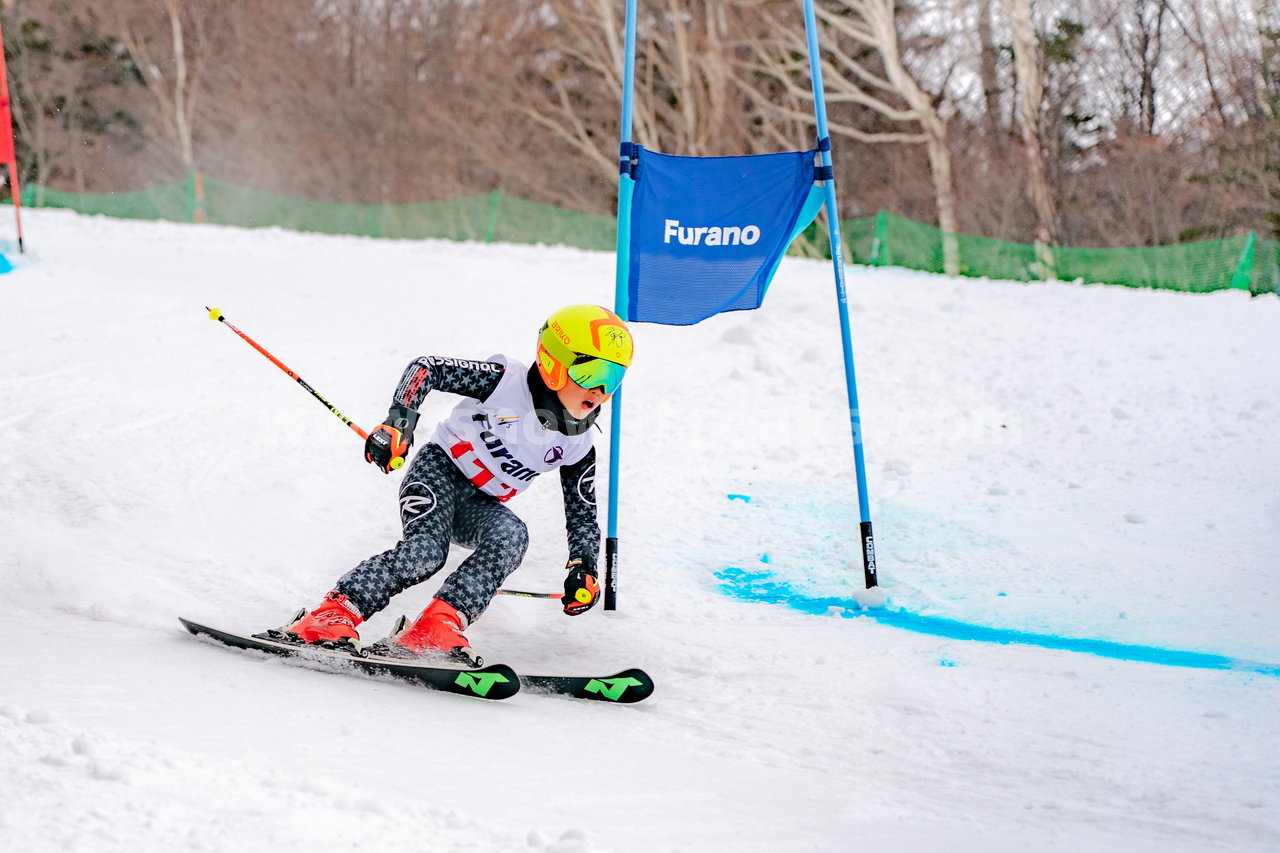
left=715, top=566, right=1280, bottom=678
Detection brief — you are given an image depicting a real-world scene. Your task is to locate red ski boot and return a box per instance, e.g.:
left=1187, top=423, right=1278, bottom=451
left=286, top=591, right=363, bottom=646
left=383, top=598, right=480, bottom=666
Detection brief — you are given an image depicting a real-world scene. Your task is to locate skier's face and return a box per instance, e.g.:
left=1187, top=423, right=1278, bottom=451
left=556, top=378, right=609, bottom=419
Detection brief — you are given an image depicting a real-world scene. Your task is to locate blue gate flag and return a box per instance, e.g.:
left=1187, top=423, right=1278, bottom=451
left=622, top=146, right=824, bottom=326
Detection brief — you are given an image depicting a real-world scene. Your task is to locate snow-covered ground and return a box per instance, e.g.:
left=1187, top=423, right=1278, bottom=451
left=2, top=208, right=1278, bottom=852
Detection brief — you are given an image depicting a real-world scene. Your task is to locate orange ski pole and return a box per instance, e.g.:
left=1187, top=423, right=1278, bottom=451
left=207, top=306, right=404, bottom=470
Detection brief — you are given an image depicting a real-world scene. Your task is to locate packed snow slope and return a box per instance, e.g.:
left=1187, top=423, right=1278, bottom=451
left=2, top=209, right=1279, bottom=852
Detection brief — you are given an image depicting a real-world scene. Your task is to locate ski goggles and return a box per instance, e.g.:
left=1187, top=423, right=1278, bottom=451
left=568, top=355, right=627, bottom=395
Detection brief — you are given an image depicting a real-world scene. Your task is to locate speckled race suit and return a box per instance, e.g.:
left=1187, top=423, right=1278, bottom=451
left=333, top=355, right=600, bottom=625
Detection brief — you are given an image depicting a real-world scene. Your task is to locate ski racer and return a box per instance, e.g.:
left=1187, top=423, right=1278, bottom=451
left=283, top=304, right=633, bottom=665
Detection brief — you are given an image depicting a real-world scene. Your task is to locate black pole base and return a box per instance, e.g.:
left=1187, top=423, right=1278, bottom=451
left=604, top=537, right=619, bottom=610
left=860, top=521, right=878, bottom=589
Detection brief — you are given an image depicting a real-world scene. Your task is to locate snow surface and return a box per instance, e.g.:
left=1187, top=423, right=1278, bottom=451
left=2, top=208, right=1278, bottom=852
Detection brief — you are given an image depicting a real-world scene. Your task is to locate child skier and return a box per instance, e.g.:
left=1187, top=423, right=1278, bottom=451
left=284, top=304, right=633, bottom=666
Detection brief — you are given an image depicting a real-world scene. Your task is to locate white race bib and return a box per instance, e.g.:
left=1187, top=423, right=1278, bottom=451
left=430, top=356, right=593, bottom=501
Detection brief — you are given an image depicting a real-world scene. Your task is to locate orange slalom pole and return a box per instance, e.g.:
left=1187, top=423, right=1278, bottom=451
left=206, top=307, right=399, bottom=459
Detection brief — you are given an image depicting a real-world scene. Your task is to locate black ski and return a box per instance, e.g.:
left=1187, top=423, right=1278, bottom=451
left=518, top=668, right=654, bottom=703
left=372, top=614, right=655, bottom=703
left=179, top=617, right=520, bottom=700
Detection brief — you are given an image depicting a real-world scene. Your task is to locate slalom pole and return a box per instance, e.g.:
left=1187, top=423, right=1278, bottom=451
left=206, top=306, right=405, bottom=470
left=604, top=0, right=640, bottom=612
left=801, top=0, right=878, bottom=589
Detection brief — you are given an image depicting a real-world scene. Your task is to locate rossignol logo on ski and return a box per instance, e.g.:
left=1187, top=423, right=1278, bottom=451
left=455, top=671, right=511, bottom=697
left=663, top=218, right=761, bottom=246
left=583, top=676, right=645, bottom=702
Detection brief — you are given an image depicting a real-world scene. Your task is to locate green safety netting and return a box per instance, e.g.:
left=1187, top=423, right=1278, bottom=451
left=21, top=176, right=616, bottom=251
left=16, top=176, right=1279, bottom=296
left=485, top=192, right=616, bottom=252
left=844, top=210, right=1279, bottom=296
left=1253, top=235, right=1279, bottom=297
left=204, top=177, right=494, bottom=241
left=26, top=177, right=197, bottom=223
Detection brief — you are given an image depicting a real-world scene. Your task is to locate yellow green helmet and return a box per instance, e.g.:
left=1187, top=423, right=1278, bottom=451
left=536, top=304, right=633, bottom=394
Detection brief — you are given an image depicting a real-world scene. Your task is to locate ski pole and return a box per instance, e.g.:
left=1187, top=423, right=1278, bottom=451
left=496, top=589, right=561, bottom=599
left=206, top=306, right=404, bottom=470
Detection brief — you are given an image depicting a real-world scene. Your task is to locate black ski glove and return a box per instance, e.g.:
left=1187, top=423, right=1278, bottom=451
left=365, top=405, right=419, bottom=473
left=561, top=559, right=600, bottom=616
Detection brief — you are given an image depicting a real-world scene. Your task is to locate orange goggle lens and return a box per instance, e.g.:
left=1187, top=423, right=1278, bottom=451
left=567, top=357, right=627, bottom=394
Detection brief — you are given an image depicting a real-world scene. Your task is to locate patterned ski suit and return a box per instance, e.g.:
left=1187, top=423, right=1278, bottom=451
left=334, top=355, right=600, bottom=625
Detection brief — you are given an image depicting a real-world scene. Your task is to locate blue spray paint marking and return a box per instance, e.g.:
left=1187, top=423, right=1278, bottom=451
left=716, top=566, right=1280, bottom=678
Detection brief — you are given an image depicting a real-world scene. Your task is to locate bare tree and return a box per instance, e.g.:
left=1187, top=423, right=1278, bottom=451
left=749, top=0, right=963, bottom=273
left=504, top=0, right=623, bottom=187
left=1, top=1, right=144, bottom=192
left=976, top=0, right=1007, bottom=138
left=497, top=0, right=822, bottom=213
left=998, top=0, right=1056, bottom=274
left=1121, top=0, right=1172, bottom=134
left=1190, top=0, right=1280, bottom=238
left=3, top=3, right=82, bottom=188
left=104, top=0, right=223, bottom=176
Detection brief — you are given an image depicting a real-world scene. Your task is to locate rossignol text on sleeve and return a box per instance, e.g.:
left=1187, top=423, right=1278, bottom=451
left=393, top=356, right=505, bottom=409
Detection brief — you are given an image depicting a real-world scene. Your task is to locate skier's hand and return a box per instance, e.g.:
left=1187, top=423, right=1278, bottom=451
left=365, top=405, right=419, bottom=473
left=561, top=559, right=600, bottom=615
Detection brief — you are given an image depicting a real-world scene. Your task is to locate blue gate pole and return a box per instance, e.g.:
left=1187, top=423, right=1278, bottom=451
left=604, top=0, right=640, bottom=610
left=801, top=0, right=878, bottom=588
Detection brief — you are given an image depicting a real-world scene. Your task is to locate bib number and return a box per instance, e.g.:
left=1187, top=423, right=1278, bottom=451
left=448, top=440, right=518, bottom=502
